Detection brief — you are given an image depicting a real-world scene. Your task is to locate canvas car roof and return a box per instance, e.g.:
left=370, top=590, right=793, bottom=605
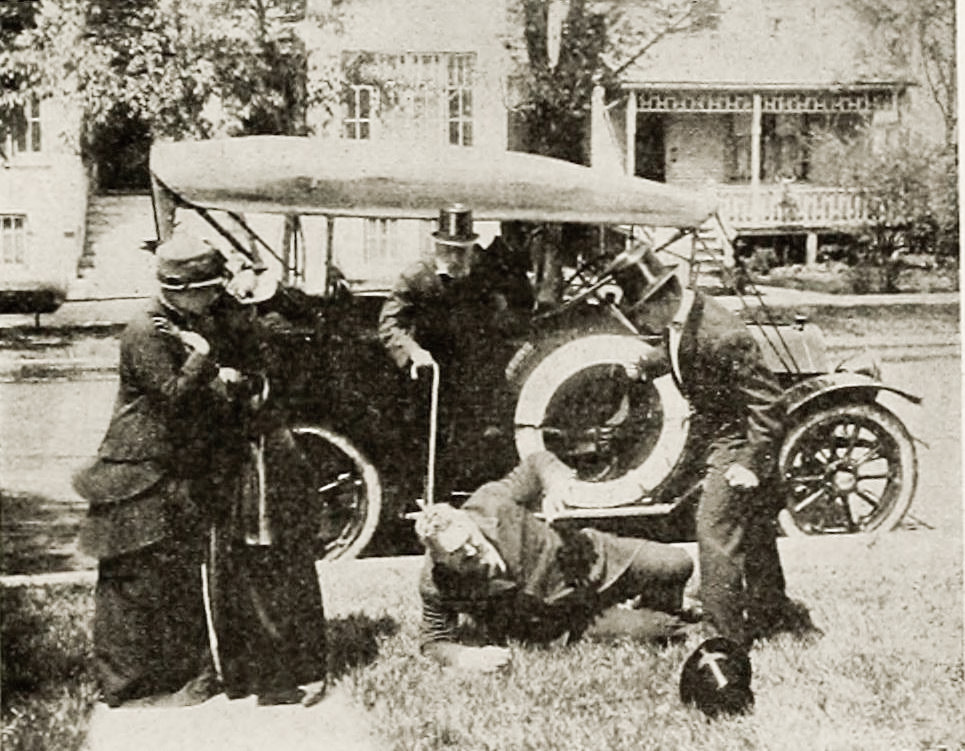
left=150, top=136, right=716, bottom=228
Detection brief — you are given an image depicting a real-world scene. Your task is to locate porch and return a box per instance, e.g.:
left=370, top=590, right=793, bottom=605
left=714, top=183, right=867, bottom=232
left=590, top=83, right=904, bottom=254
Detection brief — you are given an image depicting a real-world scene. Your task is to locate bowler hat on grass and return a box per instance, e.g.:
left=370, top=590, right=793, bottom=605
left=679, top=637, right=754, bottom=718
left=155, top=232, right=226, bottom=290
left=432, top=204, right=478, bottom=245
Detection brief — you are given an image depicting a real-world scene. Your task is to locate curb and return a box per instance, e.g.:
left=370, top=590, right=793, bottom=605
left=0, top=530, right=946, bottom=589
left=0, top=336, right=957, bottom=380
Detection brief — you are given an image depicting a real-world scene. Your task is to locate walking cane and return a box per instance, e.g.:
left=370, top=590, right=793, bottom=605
left=201, top=525, right=224, bottom=683
left=425, top=361, right=440, bottom=507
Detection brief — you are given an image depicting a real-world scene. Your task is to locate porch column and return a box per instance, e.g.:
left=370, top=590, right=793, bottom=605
left=625, top=90, right=637, bottom=177
left=590, top=84, right=607, bottom=170
left=805, top=232, right=818, bottom=265
left=750, top=93, right=762, bottom=218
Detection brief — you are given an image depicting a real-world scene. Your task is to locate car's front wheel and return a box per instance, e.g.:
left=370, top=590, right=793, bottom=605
left=777, top=403, right=917, bottom=535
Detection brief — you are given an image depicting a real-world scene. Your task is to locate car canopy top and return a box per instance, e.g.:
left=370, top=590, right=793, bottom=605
left=150, top=136, right=717, bottom=229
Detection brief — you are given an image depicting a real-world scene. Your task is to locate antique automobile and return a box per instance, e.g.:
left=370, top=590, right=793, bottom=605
left=149, top=136, right=921, bottom=560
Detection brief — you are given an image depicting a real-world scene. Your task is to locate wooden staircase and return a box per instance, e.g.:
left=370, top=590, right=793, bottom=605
left=690, top=219, right=738, bottom=295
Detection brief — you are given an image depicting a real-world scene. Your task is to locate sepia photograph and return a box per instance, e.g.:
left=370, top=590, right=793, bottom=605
left=1, top=0, right=960, bottom=749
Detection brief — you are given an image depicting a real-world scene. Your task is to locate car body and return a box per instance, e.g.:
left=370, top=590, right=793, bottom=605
left=150, top=136, right=920, bottom=558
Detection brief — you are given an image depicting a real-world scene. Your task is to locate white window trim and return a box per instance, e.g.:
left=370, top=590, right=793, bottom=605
left=1, top=215, right=28, bottom=265
left=344, top=84, right=379, bottom=140
left=342, top=51, right=475, bottom=146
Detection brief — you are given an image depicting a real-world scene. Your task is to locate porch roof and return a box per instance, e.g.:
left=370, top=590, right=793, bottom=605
left=616, top=0, right=912, bottom=91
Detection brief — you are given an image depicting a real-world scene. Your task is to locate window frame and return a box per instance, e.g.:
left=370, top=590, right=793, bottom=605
left=1, top=96, right=42, bottom=158
left=0, top=214, right=28, bottom=266
left=343, top=83, right=378, bottom=140
left=341, top=51, right=476, bottom=146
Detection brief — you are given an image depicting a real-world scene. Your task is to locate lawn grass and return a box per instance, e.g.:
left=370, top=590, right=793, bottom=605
left=2, top=530, right=962, bottom=750
left=1, top=583, right=97, bottom=751
left=795, top=303, right=960, bottom=341
left=330, top=532, right=964, bottom=751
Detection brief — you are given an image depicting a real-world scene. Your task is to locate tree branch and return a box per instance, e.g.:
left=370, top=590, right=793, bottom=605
left=612, top=3, right=700, bottom=77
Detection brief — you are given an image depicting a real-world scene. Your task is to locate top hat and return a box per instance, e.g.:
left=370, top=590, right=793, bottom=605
left=636, top=247, right=682, bottom=303
left=679, top=637, right=754, bottom=718
left=432, top=204, right=478, bottom=246
left=155, top=232, right=226, bottom=291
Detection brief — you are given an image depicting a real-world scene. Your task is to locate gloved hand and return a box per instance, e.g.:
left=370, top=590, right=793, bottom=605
left=152, top=316, right=211, bottom=356
left=724, top=463, right=759, bottom=489
left=218, top=367, right=243, bottom=385
left=408, top=346, right=436, bottom=380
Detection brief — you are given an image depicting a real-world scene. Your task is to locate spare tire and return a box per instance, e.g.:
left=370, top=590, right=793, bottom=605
left=510, top=331, right=692, bottom=508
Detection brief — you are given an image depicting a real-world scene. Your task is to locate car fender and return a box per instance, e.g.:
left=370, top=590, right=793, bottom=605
left=783, top=371, right=922, bottom=417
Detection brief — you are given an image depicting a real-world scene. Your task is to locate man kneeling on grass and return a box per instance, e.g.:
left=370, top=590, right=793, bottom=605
left=415, top=452, right=699, bottom=672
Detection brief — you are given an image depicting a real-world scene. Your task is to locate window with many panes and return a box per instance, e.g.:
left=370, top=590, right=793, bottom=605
left=344, top=85, right=377, bottom=140
left=1, top=215, right=27, bottom=265
left=446, top=53, right=473, bottom=146
left=362, top=218, right=400, bottom=265
left=1, top=96, right=41, bottom=157
left=342, top=52, right=475, bottom=146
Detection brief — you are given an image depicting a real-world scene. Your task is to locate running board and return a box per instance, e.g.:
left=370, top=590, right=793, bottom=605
left=536, top=503, right=679, bottom=521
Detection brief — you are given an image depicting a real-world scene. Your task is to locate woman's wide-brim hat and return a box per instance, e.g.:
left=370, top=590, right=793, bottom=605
left=679, top=637, right=755, bottom=718
left=432, top=203, right=479, bottom=245
left=155, top=232, right=226, bottom=291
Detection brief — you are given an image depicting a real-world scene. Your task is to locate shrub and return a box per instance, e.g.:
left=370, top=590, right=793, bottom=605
left=818, top=128, right=959, bottom=265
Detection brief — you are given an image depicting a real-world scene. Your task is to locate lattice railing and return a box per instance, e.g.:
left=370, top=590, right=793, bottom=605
left=634, top=89, right=894, bottom=113
left=715, top=185, right=867, bottom=229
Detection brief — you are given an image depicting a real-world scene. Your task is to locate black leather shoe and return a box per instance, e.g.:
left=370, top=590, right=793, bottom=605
left=257, top=687, right=306, bottom=706
left=750, top=599, right=824, bottom=643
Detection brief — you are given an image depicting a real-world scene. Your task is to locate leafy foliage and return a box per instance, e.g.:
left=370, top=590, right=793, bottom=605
left=850, top=0, right=957, bottom=147
left=816, top=126, right=959, bottom=273
left=4, top=0, right=341, bottom=151
left=506, top=0, right=721, bottom=164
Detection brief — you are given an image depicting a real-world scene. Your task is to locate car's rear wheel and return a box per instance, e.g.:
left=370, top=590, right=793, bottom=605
left=777, top=403, right=917, bottom=535
left=510, top=331, right=692, bottom=508
left=290, top=425, right=383, bottom=560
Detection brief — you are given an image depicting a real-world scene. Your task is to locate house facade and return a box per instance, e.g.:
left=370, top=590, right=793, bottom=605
left=0, top=95, right=88, bottom=312
left=591, top=0, right=921, bottom=264
left=294, top=0, right=513, bottom=290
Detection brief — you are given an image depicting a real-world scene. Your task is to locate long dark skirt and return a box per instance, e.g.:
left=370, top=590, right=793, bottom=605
left=93, top=538, right=209, bottom=706
left=206, top=428, right=327, bottom=698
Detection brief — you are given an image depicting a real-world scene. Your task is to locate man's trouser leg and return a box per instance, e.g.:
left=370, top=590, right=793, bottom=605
left=584, top=538, right=694, bottom=642
left=743, top=493, right=788, bottom=627
left=697, top=461, right=750, bottom=646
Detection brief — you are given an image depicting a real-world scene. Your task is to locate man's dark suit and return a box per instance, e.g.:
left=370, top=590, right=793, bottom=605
left=419, top=453, right=694, bottom=650
left=670, top=291, right=788, bottom=647
left=378, top=243, right=533, bottom=495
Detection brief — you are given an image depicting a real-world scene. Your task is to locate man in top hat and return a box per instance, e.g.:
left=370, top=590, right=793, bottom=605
left=73, top=229, right=238, bottom=707
left=629, top=247, right=817, bottom=648
left=378, top=204, right=533, bottom=496
left=415, top=451, right=699, bottom=671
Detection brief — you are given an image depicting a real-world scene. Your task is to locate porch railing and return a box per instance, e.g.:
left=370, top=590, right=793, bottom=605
left=715, top=184, right=868, bottom=231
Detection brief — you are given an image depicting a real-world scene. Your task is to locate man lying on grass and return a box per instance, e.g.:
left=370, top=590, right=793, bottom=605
left=415, top=452, right=700, bottom=672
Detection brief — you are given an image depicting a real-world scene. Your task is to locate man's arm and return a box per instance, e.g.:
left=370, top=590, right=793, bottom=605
left=377, top=266, right=436, bottom=372
left=719, top=329, right=786, bottom=477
